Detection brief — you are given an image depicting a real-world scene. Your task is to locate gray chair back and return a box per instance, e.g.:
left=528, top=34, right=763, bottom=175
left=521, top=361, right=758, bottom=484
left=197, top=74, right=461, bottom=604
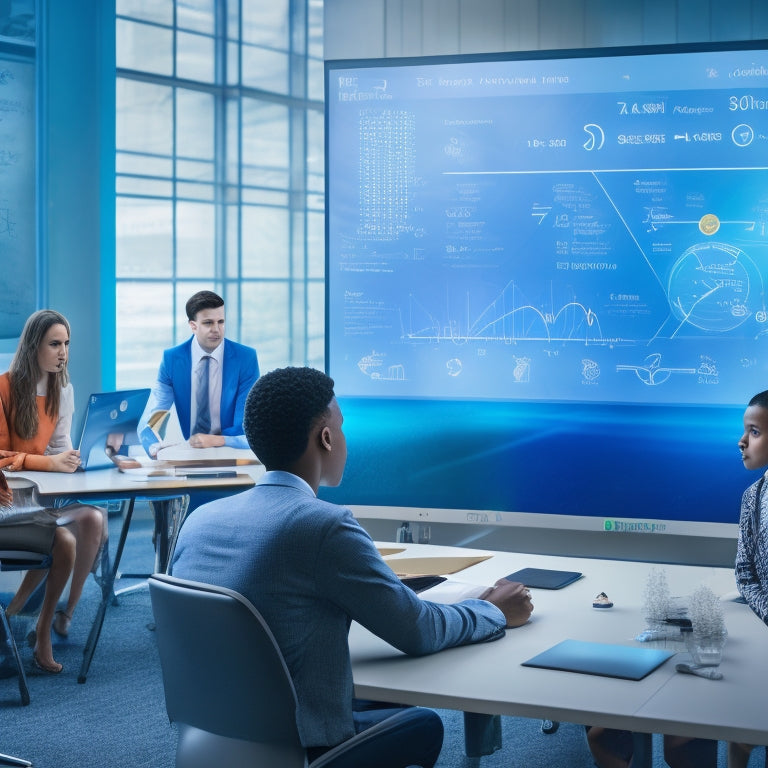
left=148, top=573, right=306, bottom=768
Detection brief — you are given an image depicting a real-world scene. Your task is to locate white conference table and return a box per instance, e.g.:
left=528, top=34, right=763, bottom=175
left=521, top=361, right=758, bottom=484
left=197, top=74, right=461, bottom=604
left=8, top=464, right=263, bottom=682
left=350, top=543, right=766, bottom=763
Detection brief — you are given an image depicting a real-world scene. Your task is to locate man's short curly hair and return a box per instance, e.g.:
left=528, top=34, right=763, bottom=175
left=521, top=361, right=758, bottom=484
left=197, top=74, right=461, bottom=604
left=244, top=366, right=336, bottom=469
left=749, top=390, right=768, bottom=411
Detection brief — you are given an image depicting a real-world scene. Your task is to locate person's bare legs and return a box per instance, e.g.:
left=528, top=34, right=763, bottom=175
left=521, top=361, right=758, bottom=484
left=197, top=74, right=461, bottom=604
left=5, top=568, right=48, bottom=617
left=55, top=505, right=105, bottom=633
left=586, top=727, right=632, bottom=768
left=29, top=527, right=75, bottom=671
left=6, top=506, right=105, bottom=638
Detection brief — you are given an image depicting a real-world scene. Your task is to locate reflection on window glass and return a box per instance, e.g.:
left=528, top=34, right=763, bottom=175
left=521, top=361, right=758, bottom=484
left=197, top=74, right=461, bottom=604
left=308, top=0, right=323, bottom=58
left=307, top=109, right=324, bottom=192
left=116, top=0, right=325, bottom=388
left=116, top=198, right=173, bottom=278
left=241, top=206, right=289, bottom=278
left=116, top=177, right=174, bottom=197
left=116, top=19, right=173, bottom=75
left=241, top=99, right=289, bottom=187
left=226, top=40, right=239, bottom=86
left=116, top=282, right=174, bottom=385
left=176, top=201, right=215, bottom=277
left=308, top=57, right=324, bottom=102
left=117, top=79, right=173, bottom=156
left=117, top=151, right=173, bottom=178
left=241, top=0, right=289, bottom=49
left=176, top=182, right=214, bottom=200
left=225, top=97, right=240, bottom=183
left=225, top=205, right=239, bottom=276
left=176, top=159, right=215, bottom=183
left=307, top=280, right=325, bottom=369
left=177, top=30, right=215, bottom=82
left=307, top=212, right=324, bottom=279
left=241, top=44, right=288, bottom=94
left=117, top=0, right=173, bottom=27
left=177, top=0, right=214, bottom=34
left=176, top=88, right=214, bottom=159
left=240, top=282, right=290, bottom=364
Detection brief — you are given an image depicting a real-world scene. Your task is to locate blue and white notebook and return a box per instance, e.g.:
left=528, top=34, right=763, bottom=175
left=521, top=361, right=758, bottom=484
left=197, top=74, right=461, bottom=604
left=522, top=639, right=674, bottom=680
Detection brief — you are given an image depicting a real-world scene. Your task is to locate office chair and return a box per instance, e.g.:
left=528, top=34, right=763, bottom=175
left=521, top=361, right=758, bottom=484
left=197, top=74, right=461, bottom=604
left=0, top=548, right=53, bottom=707
left=149, top=573, right=432, bottom=768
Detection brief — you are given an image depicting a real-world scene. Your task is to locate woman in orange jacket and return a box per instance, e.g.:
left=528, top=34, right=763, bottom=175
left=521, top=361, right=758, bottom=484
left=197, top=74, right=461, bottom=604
left=0, top=310, right=105, bottom=674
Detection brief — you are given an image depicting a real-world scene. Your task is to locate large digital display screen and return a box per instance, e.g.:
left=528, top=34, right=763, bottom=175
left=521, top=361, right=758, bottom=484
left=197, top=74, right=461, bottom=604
left=327, top=43, right=768, bottom=406
left=324, top=42, right=768, bottom=524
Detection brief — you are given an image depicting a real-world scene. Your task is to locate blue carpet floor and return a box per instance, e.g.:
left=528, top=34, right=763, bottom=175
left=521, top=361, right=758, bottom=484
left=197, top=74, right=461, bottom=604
left=0, top=507, right=737, bottom=767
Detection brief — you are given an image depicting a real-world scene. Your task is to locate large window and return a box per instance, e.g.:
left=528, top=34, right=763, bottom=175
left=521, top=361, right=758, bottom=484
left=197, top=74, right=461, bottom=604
left=115, top=0, right=324, bottom=388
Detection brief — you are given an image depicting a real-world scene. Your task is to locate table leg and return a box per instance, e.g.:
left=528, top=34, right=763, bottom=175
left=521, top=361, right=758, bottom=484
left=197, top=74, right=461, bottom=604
left=118, top=496, right=189, bottom=578
left=463, top=712, right=502, bottom=757
left=0, top=754, right=32, bottom=767
left=78, top=496, right=136, bottom=684
left=632, top=732, right=654, bottom=768
left=158, top=495, right=189, bottom=574
left=0, top=609, right=30, bottom=706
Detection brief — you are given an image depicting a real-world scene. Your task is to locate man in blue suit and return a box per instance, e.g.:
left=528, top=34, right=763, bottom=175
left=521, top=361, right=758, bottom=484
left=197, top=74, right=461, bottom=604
left=171, top=366, right=533, bottom=767
left=141, top=290, right=259, bottom=452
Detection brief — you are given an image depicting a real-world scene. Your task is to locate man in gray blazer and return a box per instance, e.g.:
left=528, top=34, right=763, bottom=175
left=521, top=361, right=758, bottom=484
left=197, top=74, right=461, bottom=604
left=171, top=366, right=533, bottom=767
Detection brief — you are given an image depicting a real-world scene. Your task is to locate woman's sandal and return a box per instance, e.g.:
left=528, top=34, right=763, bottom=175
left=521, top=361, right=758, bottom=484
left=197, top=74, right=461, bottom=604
left=53, top=610, right=72, bottom=637
left=33, top=651, right=63, bottom=675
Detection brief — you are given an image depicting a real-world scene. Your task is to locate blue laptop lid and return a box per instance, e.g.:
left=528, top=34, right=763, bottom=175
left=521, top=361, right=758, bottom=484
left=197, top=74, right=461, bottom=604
left=77, top=389, right=151, bottom=470
left=522, top=639, right=674, bottom=681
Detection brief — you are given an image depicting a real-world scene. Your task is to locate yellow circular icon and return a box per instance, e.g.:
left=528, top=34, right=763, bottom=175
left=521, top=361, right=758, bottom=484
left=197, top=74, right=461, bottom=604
left=699, top=213, right=720, bottom=236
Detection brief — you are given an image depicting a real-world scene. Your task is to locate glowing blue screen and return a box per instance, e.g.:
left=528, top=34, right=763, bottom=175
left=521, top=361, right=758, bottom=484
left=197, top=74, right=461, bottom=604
left=324, top=45, right=768, bottom=523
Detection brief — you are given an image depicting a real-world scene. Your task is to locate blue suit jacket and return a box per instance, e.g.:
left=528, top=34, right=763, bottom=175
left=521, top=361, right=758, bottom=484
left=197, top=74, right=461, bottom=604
left=171, top=471, right=506, bottom=749
left=143, top=337, right=259, bottom=446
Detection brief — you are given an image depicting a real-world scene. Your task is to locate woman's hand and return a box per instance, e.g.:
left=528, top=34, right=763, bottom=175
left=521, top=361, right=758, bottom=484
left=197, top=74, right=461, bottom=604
left=50, top=449, right=82, bottom=473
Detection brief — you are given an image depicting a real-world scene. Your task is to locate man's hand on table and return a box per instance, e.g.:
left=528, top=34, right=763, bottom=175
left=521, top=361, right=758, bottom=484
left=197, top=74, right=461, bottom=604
left=189, top=433, right=225, bottom=448
left=480, top=578, right=533, bottom=627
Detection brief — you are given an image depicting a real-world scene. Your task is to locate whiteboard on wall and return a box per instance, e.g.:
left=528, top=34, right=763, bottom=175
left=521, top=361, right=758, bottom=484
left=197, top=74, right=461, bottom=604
left=0, top=54, right=35, bottom=338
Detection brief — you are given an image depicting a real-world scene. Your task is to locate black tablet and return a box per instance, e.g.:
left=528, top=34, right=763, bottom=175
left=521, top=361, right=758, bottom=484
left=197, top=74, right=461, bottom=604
left=505, top=568, right=583, bottom=590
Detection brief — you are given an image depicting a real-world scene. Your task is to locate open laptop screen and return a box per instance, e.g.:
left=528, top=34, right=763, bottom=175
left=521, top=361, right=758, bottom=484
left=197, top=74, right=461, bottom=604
left=76, top=389, right=150, bottom=470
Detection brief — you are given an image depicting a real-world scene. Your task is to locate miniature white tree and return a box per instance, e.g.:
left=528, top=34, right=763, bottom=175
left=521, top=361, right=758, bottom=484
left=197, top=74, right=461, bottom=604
left=685, top=585, right=727, bottom=665
left=689, top=585, right=726, bottom=639
left=642, top=567, right=671, bottom=629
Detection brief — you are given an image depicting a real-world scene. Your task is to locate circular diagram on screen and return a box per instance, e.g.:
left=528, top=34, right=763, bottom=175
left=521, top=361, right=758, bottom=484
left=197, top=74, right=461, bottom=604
left=667, top=242, right=761, bottom=332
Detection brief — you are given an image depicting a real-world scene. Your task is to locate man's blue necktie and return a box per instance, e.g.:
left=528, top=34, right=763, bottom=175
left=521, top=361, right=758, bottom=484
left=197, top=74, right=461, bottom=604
left=192, top=355, right=211, bottom=434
